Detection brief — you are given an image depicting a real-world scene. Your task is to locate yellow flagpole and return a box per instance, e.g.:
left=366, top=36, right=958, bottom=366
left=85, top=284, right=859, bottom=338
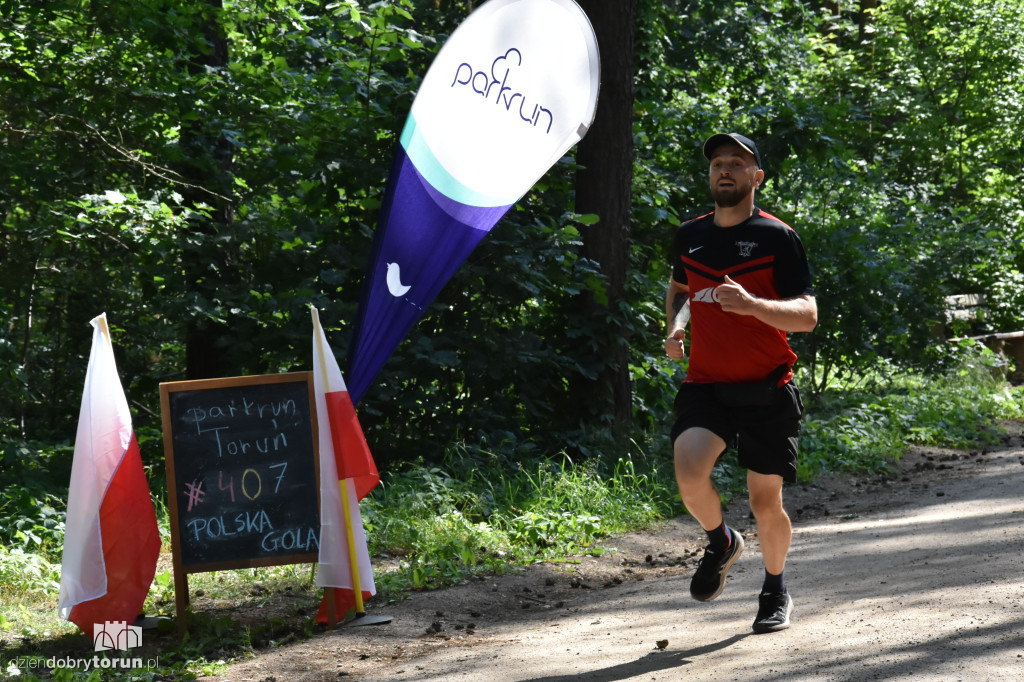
left=337, top=481, right=365, bottom=615
left=313, top=309, right=365, bottom=616
left=96, top=313, right=111, bottom=344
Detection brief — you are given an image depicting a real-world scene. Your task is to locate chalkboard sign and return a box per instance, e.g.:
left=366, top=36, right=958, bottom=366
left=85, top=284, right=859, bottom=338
left=160, top=373, right=321, bottom=578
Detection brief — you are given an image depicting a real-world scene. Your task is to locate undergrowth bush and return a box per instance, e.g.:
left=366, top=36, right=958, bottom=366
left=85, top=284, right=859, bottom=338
left=798, top=346, right=1023, bottom=480
left=0, top=547, right=61, bottom=599
left=363, top=445, right=678, bottom=593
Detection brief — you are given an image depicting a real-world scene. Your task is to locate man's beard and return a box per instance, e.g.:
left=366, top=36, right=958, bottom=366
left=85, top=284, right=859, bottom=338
left=711, top=184, right=746, bottom=207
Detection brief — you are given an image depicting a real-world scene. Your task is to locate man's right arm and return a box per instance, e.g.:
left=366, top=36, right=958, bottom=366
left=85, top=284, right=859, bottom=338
left=665, top=278, right=689, bottom=360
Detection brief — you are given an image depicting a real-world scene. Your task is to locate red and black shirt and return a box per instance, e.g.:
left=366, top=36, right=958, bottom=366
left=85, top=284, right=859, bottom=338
left=671, top=208, right=814, bottom=385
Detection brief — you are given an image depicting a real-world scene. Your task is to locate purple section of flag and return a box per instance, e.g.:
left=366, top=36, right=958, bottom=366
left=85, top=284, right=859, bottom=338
left=418, top=168, right=511, bottom=230
left=346, top=147, right=513, bottom=405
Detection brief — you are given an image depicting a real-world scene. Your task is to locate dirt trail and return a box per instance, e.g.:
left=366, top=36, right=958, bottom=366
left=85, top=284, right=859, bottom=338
left=219, top=423, right=1024, bottom=681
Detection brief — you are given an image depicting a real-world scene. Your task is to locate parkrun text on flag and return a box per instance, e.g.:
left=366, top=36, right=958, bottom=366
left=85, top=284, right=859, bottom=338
left=346, top=0, right=600, bottom=404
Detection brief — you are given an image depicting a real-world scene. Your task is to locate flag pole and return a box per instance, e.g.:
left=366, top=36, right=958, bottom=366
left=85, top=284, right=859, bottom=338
left=337, top=481, right=365, bottom=616
left=96, top=312, right=111, bottom=345
left=313, top=311, right=365, bottom=618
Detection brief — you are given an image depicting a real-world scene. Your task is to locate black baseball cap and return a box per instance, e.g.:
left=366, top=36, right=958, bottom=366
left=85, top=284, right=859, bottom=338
left=703, top=133, right=761, bottom=169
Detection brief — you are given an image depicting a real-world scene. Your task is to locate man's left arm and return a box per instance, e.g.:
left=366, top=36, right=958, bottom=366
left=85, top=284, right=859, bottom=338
left=715, top=275, right=817, bottom=332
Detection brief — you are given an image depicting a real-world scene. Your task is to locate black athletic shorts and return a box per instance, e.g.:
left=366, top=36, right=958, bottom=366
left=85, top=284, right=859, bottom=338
left=669, top=381, right=804, bottom=483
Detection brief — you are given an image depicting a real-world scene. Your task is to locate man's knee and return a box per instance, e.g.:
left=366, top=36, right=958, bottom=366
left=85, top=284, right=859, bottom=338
left=747, top=473, right=786, bottom=518
left=673, top=449, right=704, bottom=487
left=749, top=495, right=787, bottom=524
left=673, top=428, right=726, bottom=485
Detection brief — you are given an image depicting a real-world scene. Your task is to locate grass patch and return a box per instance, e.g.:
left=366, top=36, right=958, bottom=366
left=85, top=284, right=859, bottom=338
left=363, top=443, right=679, bottom=594
left=798, top=353, right=1024, bottom=479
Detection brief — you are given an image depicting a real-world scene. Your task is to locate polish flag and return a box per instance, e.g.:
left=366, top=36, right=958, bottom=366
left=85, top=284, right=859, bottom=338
left=311, top=307, right=379, bottom=622
left=58, top=314, right=161, bottom=639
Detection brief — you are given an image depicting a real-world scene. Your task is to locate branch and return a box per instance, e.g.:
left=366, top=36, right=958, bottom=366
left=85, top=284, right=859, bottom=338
left=1, top=115, right=231, bottom=203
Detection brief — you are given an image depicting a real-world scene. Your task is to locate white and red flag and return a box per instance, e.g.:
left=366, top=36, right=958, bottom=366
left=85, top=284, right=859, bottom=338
left=311, top=307, right=379, bottom=622
left=58, top=313, right=160, bottom=638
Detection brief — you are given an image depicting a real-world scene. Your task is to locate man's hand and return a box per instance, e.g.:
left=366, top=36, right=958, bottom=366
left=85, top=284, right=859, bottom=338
left=665, top=328, right=686, bottom=360
left=716, top=274, right=756, bottom=315
left=716, top=275, right=819, bottom=332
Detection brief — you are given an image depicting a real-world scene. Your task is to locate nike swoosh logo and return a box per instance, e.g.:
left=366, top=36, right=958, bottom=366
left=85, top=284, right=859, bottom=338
left=689, top=246, right=704, bottom=253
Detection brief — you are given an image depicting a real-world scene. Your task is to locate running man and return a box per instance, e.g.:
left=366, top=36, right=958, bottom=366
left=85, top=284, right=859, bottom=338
left=665, top=133, right=817, bottom=633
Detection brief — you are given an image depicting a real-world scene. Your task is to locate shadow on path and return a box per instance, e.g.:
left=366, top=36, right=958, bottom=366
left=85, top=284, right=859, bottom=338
left=519, top=632, right=752, bottom=682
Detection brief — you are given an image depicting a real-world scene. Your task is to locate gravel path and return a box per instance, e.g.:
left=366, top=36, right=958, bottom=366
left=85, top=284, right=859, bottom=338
left=219, top=426, right=1024, bottom=681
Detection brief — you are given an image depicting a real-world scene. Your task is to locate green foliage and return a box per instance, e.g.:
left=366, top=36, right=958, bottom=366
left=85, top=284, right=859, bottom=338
left=635, top=0, right=1024, bottom=393
left=778, top=161, right=949, bottom=388
left=0, top=547, right=61, bottom=600
left=0, top=439, right=70, bottom=554
left=499, top=457, right=663, bottom=556
left=364, top=445, right=677, bottom=592
left=0, top=486, right=65, bottom=552
left=1, top=0, right=428, bottom=444
left=797, top=348, right=1021, bottom=480
left=3, top=0, right=1024, bottom=468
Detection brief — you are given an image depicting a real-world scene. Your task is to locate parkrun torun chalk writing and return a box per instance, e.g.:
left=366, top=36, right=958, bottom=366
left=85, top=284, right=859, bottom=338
left=161, top=374, right=320, bottom=568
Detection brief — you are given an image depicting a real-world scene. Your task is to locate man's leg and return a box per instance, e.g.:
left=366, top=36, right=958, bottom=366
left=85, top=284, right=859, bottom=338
left=748, top=470, right=793, bottom=632
left=747, top=471, right=790, bottom=575
left=675, top=427, right=744, bottom=601
left=673, top=427, right=727, bottom=530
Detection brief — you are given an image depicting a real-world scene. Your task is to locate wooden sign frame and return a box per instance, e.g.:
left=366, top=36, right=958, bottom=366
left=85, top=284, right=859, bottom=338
left=159, top=372, right=321, bottom=633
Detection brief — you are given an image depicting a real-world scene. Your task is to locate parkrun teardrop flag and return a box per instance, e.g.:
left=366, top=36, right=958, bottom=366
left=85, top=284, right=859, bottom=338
left=345, top=0, right=600, bottom=404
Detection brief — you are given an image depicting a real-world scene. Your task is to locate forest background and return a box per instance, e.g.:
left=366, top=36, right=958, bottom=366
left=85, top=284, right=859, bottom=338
left=2, top=0, right=1024, bottom=652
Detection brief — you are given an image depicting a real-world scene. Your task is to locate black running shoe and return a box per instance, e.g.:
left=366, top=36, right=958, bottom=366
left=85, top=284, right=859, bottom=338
left=752, top=591, right=792, bottom=633
left=689, top=531, right=744, bottom=601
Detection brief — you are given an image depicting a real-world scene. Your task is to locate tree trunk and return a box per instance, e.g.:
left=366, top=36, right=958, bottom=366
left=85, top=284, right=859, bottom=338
left=180, top=0, right=237, bottom=380
left=573, top=1, right=637, bottom=433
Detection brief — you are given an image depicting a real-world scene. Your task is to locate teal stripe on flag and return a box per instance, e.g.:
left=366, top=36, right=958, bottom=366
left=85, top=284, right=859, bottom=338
left=400, top=116, right=514, bottom=208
